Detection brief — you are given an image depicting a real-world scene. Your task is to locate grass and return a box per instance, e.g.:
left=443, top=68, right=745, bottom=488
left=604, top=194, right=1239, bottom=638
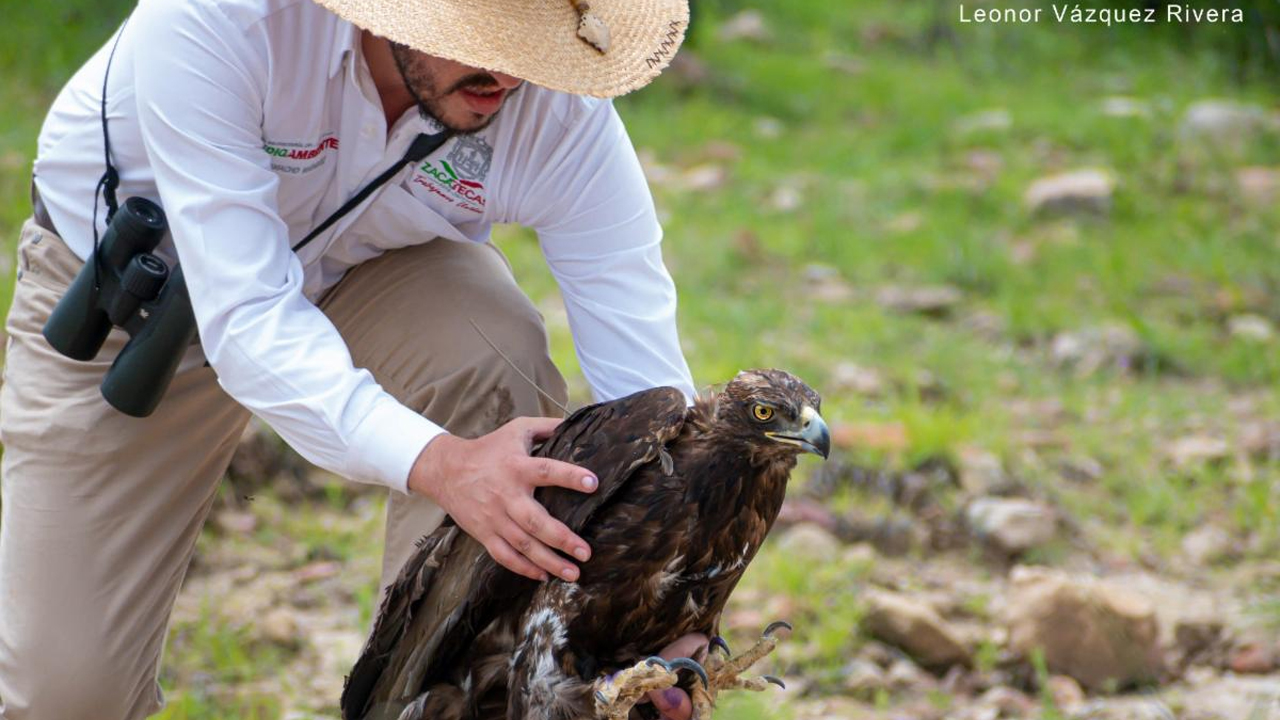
left=2, top=0, right=1280, bottom=717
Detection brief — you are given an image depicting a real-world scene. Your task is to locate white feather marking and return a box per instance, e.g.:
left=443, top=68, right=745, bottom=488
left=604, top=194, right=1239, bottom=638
left=524, top=605, right=571, bottom=701
left=651, top=554, right=685, bottom=598
left=684, top=593, right=701, bottom=616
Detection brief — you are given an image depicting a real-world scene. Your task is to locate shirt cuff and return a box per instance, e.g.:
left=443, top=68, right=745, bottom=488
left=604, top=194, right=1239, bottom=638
left=345, top=397, right=446, bottom=495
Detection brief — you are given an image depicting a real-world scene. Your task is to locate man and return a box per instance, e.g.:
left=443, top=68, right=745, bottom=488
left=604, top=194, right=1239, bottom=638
left=0, top=0, right=705, bottom=717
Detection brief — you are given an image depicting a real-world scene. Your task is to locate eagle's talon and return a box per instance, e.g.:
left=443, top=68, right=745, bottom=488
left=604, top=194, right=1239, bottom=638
left=666, top=657, right=710, bottom=689
left=762, top=620, right=792, bottom=639
left=709, top=636, right=732, bottom=658
left=762, top=674, right=785, bottom=689
left=594, top=657, right=684, bottom=720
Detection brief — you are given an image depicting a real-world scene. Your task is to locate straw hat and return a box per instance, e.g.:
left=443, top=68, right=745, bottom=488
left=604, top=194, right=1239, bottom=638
left=314, top=0, right=690, bottom=98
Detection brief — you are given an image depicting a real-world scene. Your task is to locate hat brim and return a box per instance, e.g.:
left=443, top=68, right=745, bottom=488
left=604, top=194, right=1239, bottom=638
left=314, top=0, right=690, bottom=98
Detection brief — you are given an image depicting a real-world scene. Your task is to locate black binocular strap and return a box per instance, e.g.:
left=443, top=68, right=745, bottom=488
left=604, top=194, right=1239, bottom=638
left=291, top=129, right=454, bottom=254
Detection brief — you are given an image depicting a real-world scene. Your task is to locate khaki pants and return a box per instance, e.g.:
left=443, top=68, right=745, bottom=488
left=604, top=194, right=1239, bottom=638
left=0, top=218, right=567, bottom=720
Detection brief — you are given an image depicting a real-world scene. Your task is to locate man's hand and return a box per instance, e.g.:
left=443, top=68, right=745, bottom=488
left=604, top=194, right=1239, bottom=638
left=408, top=417, right=597, bottom=582
left=646, top=633, right=709, bottom=720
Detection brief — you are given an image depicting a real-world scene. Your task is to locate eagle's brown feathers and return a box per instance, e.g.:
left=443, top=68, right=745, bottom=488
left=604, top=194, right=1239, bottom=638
left=341, top=370, right=826, bottom=720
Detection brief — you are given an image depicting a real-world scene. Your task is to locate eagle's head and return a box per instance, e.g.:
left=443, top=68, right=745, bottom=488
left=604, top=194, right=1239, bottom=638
left=716, top=369, right=830, bottom=461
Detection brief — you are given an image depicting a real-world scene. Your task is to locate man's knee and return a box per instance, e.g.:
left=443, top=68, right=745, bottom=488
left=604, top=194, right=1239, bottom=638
left=1, top=638, right=160, bottom=720
left=433, top=299, right=567, bottom=431
left=325, top=240, right=567, bottom=429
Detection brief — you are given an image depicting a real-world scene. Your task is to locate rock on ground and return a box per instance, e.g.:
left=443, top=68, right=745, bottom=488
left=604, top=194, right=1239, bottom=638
left=863, top=589, right=973, bottom=671
left=1050, top=324, right=1147, bottom=375
left=774, top=522, right=843, bottom=559
left=1024, top=168, right=1114, bottom=217
left=1179, top=100, right=1277, bottom=147
left=875, top=285, right=964, bottom=317
left=718, top=9, right=771, bottom=42
left=965, top=497, right=1058, bottom=556
left=1005, top=566, right=1162, bottom=691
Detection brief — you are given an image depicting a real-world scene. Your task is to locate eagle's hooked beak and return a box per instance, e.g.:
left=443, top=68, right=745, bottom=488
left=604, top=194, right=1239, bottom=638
left=766, top=405, right=831, bottom=459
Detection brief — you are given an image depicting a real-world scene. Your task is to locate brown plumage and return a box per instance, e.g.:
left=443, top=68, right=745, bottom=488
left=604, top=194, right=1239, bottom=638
left=341, top=369, right=829, bottom=720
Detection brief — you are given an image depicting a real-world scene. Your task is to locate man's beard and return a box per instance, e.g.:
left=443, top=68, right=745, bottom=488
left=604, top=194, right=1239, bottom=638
left=389, top=42, right=518, bottom=133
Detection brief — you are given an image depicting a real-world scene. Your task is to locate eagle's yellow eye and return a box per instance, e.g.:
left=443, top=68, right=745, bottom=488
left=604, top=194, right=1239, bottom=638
left=752, top=404, right=774, bottom=422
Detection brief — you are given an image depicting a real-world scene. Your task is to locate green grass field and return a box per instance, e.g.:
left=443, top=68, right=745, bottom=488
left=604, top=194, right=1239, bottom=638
left=2, top=0, right=1279, bottom=717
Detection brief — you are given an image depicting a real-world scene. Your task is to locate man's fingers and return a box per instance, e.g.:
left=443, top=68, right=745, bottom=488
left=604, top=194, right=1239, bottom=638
left=511, top=416, right=564, bottom=445
left=522, top=457, right=598, bottom=493
left=501, top=523, right=580, bottom=582
left=515, top=498, right=591, bottom=563
left=486, top=536, right=548, bottom=582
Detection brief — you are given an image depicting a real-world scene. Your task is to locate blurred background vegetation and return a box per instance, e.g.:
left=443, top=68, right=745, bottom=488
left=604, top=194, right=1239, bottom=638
left=2, top=0, right=1279, bottom=718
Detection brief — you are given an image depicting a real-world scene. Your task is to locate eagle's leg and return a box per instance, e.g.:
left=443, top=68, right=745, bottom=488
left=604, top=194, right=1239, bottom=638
left=592, top=657, right=707, bottom=720
left=692, top=621, right=792, bottom=715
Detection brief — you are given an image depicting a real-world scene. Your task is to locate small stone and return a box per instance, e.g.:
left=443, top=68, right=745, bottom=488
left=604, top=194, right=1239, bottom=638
left=1024, top=168, right=1115, bottom=217
left=1166, top=435, right=1231, bottom=468
left=258, top=607, right=303, bottom=648
left=885, top=657, right=936, bottom=691
left=1006, top=566, right=1161, bottom=691
left=718, top=9, right=771, bottom=42
left=1101, top=96, right=1151, bottom=118
left=215, top=510, right=258, bottom=535
left=1046, top=674, right=1087, bottom=712
left=1180, top=526, right=1238, bottom=566
left=1228, top=314, right=1274, bottom=342
left=1235, top=167, right=1280, bottom=205
left=774, top=522, right=842, bottom=559
left=864, top=590, right=973, bottom=671
left=977, top=686, right=1036, bottom=716
left=1241, top=422, right=1280, bottom=460
left=830, top=362, right=885, bottom=397
left=842, top=658, right=888, bottom=698
left=954, top=109, right=1012, bottom=135
left=875, top=285, right=964, bottom=317
left=803, top=264, right=853, bottom=303
left=1228, top=643, right=1275, bottom=674
left=767, top=185, right=803, bottom=213
left=966, top=150, right=1005, bottom=180
left=956, top=447, right=1007, bottom=496
left=1057, top=456, right=1104, bottom=484
left=678, top=164, right=726, bottom=192
left=1051, top=324, right=1146, bottom=375
left=1179, top=100, right=1275, bottom=144
left=965, top=497, right=1058, bottom=555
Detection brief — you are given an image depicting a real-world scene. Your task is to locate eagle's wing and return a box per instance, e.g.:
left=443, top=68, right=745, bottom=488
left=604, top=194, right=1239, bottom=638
left=341, top=386, right=689, bottom=720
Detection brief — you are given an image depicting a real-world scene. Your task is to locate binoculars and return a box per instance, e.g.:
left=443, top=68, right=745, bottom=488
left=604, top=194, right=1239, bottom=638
left=43, top=196, right=198, bottom=417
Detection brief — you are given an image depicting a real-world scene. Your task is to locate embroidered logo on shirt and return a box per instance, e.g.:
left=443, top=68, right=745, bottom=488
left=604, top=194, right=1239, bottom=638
left=263, top=134, right=339, bottom=174
left=410, top=135, right=493, bottom=215
left=447, top=135, right=493, bottom=182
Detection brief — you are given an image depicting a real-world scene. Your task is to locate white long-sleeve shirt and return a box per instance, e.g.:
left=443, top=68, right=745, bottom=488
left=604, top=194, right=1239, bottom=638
left=33, top=0, right=696, bottom=494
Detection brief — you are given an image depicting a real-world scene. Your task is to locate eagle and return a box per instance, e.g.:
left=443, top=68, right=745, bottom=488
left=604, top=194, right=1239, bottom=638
left=341, top=369, right=830, bottom=720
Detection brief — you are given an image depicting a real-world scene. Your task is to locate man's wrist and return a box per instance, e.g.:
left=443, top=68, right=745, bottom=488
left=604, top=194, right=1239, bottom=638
left=407, top=432, right=455, bottom=500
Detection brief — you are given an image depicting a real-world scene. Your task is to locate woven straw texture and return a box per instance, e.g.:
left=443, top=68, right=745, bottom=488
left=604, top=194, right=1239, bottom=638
left=313, top=0, right=690, bottom=97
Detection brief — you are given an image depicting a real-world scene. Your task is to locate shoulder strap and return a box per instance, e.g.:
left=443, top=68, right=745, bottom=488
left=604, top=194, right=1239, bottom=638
left=291, top=129, right=454, bottom=253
